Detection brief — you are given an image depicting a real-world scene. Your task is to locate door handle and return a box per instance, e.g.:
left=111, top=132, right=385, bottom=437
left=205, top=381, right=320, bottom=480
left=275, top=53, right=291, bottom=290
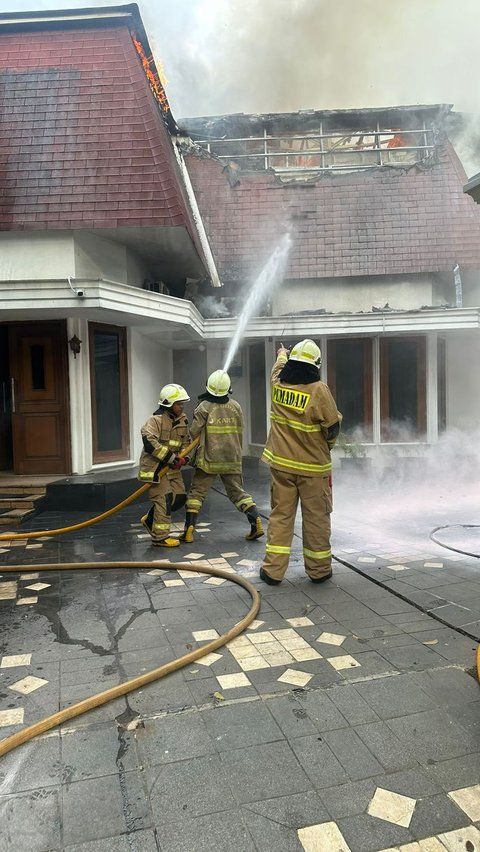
left=10, top=377, right=15, bottom=413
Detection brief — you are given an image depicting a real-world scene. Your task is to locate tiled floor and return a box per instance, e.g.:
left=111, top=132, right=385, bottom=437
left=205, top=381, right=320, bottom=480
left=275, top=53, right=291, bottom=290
left=0, top=466, right=479, bottom=851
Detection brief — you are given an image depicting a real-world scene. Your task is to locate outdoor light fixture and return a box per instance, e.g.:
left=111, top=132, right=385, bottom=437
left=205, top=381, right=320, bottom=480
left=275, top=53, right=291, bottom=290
left=68, top=335, right=82, bottom=358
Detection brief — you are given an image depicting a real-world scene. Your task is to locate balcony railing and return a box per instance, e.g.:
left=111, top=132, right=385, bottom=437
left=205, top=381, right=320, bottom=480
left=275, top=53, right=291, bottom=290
left=196, top=126, right=435, bottom=173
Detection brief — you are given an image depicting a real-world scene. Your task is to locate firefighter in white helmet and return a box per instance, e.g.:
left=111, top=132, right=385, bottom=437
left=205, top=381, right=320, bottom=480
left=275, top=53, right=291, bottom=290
left=179, top=369, right=264, bottom=543
left=138, top=383, right=190, bottom=547
left=260, top=339, right=342, bottom=584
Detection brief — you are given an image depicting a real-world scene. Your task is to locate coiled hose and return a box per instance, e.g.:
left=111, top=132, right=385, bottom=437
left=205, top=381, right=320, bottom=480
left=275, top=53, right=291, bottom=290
left=0, top=437, right=262, bottom=757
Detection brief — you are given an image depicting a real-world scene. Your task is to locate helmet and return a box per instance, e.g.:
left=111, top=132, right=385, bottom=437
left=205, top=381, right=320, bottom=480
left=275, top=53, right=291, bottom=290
left=158, top=383, right=190, bottom=407
left=289, top=339, right=322, bottom=367
left=206, top=370, right=231, bottom=397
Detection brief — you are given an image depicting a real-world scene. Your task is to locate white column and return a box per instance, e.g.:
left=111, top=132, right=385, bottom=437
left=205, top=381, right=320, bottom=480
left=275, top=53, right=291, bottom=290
left=66, top=317, right=92, bottom=475
left=426, top=333, right=438, bottom=444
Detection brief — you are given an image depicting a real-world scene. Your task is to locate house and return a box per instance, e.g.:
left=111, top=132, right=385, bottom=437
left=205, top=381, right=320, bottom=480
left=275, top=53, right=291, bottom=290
left=179, top=106, right=480, bottom=459
left=1, top=5, right=479, bottom=482
left=0, top=3, right=219, bottom=476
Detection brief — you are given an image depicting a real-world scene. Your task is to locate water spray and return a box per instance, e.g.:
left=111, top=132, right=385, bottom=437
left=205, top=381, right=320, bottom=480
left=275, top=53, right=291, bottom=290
left=222, top=233, right=291, bottom=372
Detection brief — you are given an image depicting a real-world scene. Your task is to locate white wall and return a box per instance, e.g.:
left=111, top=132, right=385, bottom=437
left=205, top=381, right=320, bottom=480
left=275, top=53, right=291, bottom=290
left=273, top=275, right=434, bottom=315
left=129, top=330, right=173, bottom=463
left=446, top=331, right=480, bottom=429
left=0, top=231, right=74, bottom=279
left=74, top=232, right=149, bottom=286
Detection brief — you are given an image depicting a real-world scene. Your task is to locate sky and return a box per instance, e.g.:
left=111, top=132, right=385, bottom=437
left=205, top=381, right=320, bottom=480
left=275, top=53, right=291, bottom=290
left=3, top=0, right=480, bottom=121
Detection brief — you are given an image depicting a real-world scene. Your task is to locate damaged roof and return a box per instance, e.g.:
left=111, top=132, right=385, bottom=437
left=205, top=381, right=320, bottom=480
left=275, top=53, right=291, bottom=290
left=179, top=104, right=453, bottom=140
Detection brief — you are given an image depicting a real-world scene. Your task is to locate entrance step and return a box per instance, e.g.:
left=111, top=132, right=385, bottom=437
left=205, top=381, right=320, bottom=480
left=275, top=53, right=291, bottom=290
left=0, top=489, right=46, bottom=526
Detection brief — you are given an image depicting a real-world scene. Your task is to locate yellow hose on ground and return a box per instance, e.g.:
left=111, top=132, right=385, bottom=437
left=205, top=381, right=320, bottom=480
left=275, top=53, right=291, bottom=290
left=0, top=560, right=260, bottom=759
left=0, top=437, right=200, bottom=542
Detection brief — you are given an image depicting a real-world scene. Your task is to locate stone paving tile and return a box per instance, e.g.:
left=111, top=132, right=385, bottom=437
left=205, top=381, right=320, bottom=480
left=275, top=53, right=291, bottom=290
left=408, top=793, right=470, bottom=840
left=386, top=708, right=480, bottom=764
left=337, top=811, right=414, bottom=852
left=0, top=735, right=61, bottom=795
left=354, top=720, right=419, bottom=772
left=220, top=740, right=312, bottom=803
left=353, top=672, right=436, bottom=719
left=136, top=711, right=216, bottom=765
left=155, top=810, right=256, bottom=852
left=202, top=699, right=283, bottom=751
left=61, top=722, right=140, bottom=780
left=0, top=787, right=62, bottom=852
left=289, top=734, right=349, bottom=789
left=62, top=772, right=151, bottom=847
left=64, top=830, right=160, bottom=851
left=145, top=753, right=237, bottom=823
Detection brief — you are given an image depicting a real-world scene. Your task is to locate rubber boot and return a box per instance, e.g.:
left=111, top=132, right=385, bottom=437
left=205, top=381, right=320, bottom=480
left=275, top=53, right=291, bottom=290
left=245, top=507, right=264, bottom=541
left=141, top=507, right=154, bottom=533
left=152, top=537, right=180, bottom=548
left=179, top=511, right=197, bottom=543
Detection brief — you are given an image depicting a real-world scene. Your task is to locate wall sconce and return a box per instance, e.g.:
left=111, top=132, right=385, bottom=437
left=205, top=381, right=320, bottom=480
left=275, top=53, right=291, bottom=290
left=68, top=335, right=82, bottom=359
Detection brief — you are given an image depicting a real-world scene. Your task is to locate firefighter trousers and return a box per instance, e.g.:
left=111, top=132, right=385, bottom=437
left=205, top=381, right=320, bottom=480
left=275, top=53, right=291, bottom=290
left=186, top=469, right=255, bottom=515
left=148, top=472, right=186, bottom=542
left=262, top=469, right=332, bottom=582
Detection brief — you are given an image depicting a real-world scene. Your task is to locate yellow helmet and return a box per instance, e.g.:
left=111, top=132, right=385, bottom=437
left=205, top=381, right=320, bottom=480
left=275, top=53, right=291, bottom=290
left=206, top=370, right=231, bottom=397
left=289, top=339, right=322, bottom=367
left=158, top=383, right=190, bottom=407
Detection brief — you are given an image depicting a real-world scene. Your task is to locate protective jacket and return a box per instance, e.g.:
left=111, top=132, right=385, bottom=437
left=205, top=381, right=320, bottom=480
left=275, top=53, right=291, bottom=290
left=190, top=396, right=243, bottom=474
left=262, top=353, right=341, bottom=477
left=138, top=408, right=189, bottom=482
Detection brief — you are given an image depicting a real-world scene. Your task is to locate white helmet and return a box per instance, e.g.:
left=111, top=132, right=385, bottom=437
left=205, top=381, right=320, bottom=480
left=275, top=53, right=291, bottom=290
left=289, top=339, right=322, bottom=367
left=158, top=383, right=190, bottom=407
left=206, top=370, right=231, bottom=397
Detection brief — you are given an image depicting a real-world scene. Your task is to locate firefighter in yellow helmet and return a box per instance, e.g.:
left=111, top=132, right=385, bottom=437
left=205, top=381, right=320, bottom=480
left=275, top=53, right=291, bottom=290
left=179, top=369, right=264, bottom=543
left=260, top=340, right=342, bottom=584
left=138, top=383, right=190, bottom=547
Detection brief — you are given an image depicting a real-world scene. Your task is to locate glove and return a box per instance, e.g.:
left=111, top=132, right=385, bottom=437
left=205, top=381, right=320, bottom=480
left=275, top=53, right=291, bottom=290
left=170, top=456, right=187, bottom=470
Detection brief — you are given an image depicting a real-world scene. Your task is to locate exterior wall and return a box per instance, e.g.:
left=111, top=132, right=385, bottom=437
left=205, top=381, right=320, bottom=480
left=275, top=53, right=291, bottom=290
left=74, top=232, right=149, bottom=286
left=0, top=231, right=74, bottom=280
left=129, top=330, right=173, bottom=466
left=274, top=274, right=435, bottom=315
left=446, top=332, right=480, bottom=430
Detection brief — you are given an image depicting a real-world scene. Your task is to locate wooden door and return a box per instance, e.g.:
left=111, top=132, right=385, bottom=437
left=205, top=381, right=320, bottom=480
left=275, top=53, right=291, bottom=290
left=9, top=321, right=71, bottom=475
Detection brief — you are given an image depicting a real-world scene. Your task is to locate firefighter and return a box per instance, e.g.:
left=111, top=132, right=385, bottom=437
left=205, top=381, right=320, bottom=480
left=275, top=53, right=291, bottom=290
left=260, top=340, right=342, bottom=585
left=179, top=369, right=264, bottom=543
left=138, top=383, right=190, bottom=547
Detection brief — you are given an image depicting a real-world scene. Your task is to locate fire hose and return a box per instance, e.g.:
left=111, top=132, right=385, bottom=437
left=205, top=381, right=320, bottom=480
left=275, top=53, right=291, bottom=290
left=0, top=436, right=260, bottom=758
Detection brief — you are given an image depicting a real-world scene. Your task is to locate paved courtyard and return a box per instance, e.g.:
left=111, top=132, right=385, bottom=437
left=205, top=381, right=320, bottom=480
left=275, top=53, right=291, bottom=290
left=0, top=461, right=479, bottom=851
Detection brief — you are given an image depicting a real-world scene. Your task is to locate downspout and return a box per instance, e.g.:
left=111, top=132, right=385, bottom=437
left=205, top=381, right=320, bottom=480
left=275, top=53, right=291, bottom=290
left=453, top=262, right=463, bottom=308
left=172, top=139, right=222, bottom=288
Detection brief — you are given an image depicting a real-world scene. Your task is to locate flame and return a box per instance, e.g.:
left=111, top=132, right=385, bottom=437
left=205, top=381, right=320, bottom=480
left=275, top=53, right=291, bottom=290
left=132, top=35, right=170, bottom=114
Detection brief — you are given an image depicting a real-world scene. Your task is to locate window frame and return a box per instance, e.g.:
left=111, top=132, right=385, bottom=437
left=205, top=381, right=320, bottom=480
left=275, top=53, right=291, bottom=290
left=327, top=337, right=373, bottom=440
left=88, top=322, right=130, bottom=464
left=379, top=335, right=426, bottom=442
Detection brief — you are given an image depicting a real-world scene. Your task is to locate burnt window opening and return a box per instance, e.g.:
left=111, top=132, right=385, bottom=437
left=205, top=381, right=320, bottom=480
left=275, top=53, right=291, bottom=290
left=194, top=123, right=435, bottom=175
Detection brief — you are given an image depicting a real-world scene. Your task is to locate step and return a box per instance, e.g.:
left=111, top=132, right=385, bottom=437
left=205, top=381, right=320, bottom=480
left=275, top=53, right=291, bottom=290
left=0, top=507, right=37, bottom=527
left=0, top=494, right=43, bottom=510
left=0, top=484, right=46, bottom=496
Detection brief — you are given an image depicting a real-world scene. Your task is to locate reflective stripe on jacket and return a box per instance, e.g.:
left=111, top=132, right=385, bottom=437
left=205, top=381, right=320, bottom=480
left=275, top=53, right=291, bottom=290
left=190, top=399, right=243, bottom=474
left=262, top=354, right=341, bottom=478
left=138, top=411, right=189, bottom=483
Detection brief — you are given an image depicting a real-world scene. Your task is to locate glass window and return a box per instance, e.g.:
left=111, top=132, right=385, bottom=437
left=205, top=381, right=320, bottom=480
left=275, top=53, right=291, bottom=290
left=30, top=344, right=46, bottom=390
left=327, top=339, right=372, bottom=440
left=89, top=324, right=129, bottom=462
left=380, top=337, right=426, bottom=441
left=249, top=343, right=267, bottom=444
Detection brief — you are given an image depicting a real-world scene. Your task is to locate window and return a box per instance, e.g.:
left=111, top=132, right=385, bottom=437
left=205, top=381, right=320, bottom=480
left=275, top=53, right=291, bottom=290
left=249, top=343, right=267, bottom=444
left=89, top=323, right=129, bottom=463
left=380, top=336, right=426, bottom=441
left=327, top=339, right=373, bottom=440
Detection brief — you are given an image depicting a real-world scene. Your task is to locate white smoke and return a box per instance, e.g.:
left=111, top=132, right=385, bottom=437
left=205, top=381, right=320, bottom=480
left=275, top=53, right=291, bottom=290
left=194, top=295, right=230, bottom=318
left=3, top=0, right=480, bottom=117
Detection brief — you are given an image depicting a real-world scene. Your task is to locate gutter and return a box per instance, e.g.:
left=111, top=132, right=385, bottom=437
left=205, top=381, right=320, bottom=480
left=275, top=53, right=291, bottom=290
left=172, top=139, right=223, bottom=288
